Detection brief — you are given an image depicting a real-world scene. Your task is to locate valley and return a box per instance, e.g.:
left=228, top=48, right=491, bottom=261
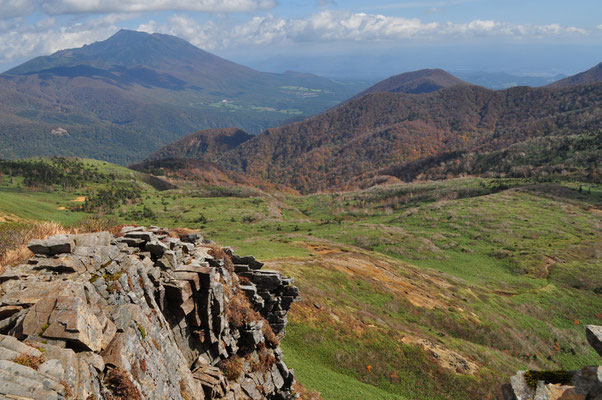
left=0, top=158, right=600, bottom=399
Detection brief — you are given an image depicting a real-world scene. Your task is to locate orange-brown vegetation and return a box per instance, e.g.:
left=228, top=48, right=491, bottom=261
left=262, top=321, right=279, bottom=348
left=217, top=356, right=244, bottom=381
left=226, top=289, right=261, bottom=329
left=0, top=222, right=68, bottom=273
left=0, top=216, right=123, bottom=274
left=292, top=382, right=323, bottom=400
left=207, top=245, right=234, bottom=272
left=252, top=342, right=277, bottom=373
left=12, top=354, right=45, bottom=370
left=105, top=368, right=143, bottom=400
left=222, top=83, right=601, bottom=193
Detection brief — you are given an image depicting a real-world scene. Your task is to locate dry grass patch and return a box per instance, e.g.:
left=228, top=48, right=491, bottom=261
left=0, top=216, right=120, bottom=273
left=12, top=354, right=45, bottom=370
left=292, top=382, right=323, bottom=400
left=226, top=289, right=261, bottom=329
left=0, top=221, right=67, bottom=272
left=262, top=321, right=279, bottom=347
left=217, top=356, right=244, bottom=381
left=207, top=245, right=234, bottom=272
left=105, top=368, right=142, bottom=400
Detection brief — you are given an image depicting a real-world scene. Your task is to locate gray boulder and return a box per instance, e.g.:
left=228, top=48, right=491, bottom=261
left=28, top=234, right=75, bottom=255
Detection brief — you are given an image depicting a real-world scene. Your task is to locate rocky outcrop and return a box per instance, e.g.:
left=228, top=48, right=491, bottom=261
left=502, top=326, right=602, bottom=400
left=0, top=226, right=299, bottom=399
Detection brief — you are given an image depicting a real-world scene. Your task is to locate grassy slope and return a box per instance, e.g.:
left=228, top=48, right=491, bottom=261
left=0, top=168, right=600, bottom=399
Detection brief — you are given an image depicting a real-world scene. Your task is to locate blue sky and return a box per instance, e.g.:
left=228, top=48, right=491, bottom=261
left=0, top=0, right=600, bottom=78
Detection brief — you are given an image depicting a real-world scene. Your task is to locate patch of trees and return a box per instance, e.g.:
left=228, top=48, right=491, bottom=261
left=76, top=183, right=141, bottom=212
left=0, top=157, right=110, bottom=189
left=382, top=130, right=601, bottom=183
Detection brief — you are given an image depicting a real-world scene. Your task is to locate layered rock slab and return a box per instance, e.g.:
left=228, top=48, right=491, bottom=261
left=0, top=228, right=299, bottom=399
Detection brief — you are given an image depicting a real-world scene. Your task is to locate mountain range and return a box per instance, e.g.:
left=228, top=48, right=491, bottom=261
left=0, top=30, right=366, bottom=164
left=141, top=63, right=601, bottom=193
left=1, top=30, right=600, bottom=192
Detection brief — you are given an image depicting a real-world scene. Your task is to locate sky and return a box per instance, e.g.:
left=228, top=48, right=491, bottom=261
left=0, top=0, right=600, bottom=78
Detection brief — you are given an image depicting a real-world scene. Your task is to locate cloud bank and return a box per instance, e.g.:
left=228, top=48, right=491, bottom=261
left=149, top=11, right=592, bottom=50
left=0, top=9, right=597, bottom=68
left=0, top=0, right=276, bottom=18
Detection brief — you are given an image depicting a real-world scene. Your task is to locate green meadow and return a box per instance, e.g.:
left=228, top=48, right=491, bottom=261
left=0, top=160, right=600, bottom=399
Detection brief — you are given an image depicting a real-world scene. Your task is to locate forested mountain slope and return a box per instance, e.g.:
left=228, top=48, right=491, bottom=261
left=220, top=83, right=600, bottom=193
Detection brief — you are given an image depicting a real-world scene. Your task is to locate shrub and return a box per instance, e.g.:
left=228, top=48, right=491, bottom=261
left=217, top=356, right=244, bottom=381
left=105, top=368, right=142, bottom=400
left=74, top=214, right=119, bottom=233
left=226, top=290, right=261, bottom=329
left=12, top=354, right=45, bottom=370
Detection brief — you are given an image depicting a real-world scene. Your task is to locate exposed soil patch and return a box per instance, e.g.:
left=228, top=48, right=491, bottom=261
left=0, top=212, right=21, bottom=223
left=401, top=336, right=478, bottom=375
left=274, top=241, right=456, bottom=310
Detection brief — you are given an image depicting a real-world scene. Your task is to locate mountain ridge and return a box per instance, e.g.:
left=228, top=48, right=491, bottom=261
left=144, top=72, right=601, bottom=193
left=144, top=128, right=253, bottom=162
left=547, top=62, right=602, bottom=88
left=352, top=68, right=470, bottom=98
left=0, top=30, right=367, bottom=164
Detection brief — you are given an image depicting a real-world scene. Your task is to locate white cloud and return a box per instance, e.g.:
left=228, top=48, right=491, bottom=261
left=365, top=0, right=480, bottom=10
left=0, top=10, right=595, bottom=67
left=149, top=11, right=593, bottom=51
left=0, top=0, right=276, bottom=18
left=0, top=15, right=120, bottom=62
left=0, top=0, right=39, bottom=18
left=44, top=0, right=276, bottom=14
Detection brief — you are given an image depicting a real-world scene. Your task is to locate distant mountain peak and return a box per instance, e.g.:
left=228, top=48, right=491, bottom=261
left=352, top=68, right=470, bottom=98
left=5, top=29, right=224, bottom=76
left=547, top=62, right=602, bottom=88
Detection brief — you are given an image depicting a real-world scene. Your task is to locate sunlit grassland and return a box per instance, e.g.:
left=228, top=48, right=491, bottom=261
left=0, top=170, right=600, bottom=400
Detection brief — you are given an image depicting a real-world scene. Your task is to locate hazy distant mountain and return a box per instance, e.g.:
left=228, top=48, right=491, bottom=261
left=455, top=71, right=566, bottom=89
left=352, top=68, right=469, bottom=98
left=0, top=30, right=367, bottom=164
left=547, top=62, right=602, bottom=88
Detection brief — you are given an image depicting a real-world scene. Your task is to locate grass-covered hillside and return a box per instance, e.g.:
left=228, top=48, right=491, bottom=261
left=0, top=158, right=600, bottom=400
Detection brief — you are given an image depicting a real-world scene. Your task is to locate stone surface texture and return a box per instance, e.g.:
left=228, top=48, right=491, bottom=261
left=586, top=325, right=602, bottom=357
left=0, top=227, right=299, bottom=400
